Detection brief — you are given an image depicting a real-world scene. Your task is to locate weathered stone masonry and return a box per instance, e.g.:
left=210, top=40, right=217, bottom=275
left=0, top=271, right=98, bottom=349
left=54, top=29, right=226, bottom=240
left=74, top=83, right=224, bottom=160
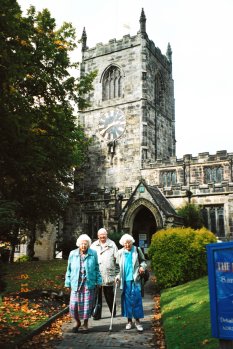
left=37, top=9, right=233, bottom=259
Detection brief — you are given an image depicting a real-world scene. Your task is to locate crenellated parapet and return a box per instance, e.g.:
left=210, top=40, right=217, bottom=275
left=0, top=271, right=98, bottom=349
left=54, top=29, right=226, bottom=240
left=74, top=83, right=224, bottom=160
left=141, top=150, right=233, bottom=199
left=142, top=150, right=233, bottom=169
left=82, top=32, right=170, bottom=69
left=146, top=39, right=171, bottom=70
left=82, top=34, right=140, bottom=60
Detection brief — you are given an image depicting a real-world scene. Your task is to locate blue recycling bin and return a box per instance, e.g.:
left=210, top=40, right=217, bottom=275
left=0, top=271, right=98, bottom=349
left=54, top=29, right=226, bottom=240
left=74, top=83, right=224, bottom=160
left=206, top=241, right=233, bottom=340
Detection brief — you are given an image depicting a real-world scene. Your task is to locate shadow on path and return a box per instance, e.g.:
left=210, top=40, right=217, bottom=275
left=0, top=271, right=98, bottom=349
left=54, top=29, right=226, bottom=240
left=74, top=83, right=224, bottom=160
left=55, top=276, right=158, bottom=349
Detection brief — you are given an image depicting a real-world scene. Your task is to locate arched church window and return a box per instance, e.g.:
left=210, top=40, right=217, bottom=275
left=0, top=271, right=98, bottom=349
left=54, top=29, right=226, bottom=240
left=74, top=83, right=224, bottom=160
left=110, top=76, right=114, bottom=99
left=118, top=76, right=122, bottom=97
left=102, top=66, right=123, bottom=101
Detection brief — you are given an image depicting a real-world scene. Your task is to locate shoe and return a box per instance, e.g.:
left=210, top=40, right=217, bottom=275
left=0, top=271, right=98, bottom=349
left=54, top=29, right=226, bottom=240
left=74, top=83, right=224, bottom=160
left=71, top=326, right=79, bottom=333
left=125, top=322, right=132, bottom=330
left=82, top=327, right=89, bottom=333
left=135, top=322, right=143, bottom=332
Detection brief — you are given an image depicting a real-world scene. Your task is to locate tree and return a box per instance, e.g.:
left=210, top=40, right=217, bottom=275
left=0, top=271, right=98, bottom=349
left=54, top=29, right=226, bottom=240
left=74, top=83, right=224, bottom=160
left=0, top=0, right=96, bottom=258
left=177, top=203, right=204, bottom=230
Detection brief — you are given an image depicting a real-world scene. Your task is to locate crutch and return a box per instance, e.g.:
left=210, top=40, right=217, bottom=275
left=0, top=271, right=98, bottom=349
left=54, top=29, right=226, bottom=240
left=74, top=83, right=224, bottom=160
left=109, top=282, right=118, bottom=332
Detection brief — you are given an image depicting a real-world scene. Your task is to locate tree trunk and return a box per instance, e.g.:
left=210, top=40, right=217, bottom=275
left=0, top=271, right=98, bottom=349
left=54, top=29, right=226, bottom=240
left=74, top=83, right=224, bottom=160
left=9, top=226, right=20, bottom=263
left=9, top=244, right=15, bottom=263
left=26, top=225, right=36, bottom=260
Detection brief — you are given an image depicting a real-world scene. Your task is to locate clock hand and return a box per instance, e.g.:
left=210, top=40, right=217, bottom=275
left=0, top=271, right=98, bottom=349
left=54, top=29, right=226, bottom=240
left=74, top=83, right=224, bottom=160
left=99, top=121, right=119, bottom=135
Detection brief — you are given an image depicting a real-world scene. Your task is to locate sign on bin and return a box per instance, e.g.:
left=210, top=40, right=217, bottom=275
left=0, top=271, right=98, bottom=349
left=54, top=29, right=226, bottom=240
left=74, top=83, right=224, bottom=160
left=206, top=242, right=233, bottom=339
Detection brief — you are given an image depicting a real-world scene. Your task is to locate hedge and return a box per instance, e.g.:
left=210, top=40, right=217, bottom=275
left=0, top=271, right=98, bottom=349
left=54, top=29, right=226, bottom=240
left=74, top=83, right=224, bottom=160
left=148, top=227, right=216, bottom=289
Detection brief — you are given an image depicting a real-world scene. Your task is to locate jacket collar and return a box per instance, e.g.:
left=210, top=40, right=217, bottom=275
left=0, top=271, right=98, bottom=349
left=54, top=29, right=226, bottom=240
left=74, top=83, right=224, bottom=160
left=95, top=238, right=112, bottom=247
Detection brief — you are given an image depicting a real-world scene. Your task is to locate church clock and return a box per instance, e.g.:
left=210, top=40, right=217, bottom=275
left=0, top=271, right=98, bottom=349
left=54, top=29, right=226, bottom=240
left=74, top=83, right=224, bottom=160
left=98, top=109, right=126, bottom=141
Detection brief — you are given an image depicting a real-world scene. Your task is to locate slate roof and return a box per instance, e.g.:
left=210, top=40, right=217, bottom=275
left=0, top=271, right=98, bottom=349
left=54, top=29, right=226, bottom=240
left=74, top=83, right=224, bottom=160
left=146, top=184, right=178, bottom=216
left=122, top=180, right=178, bottom=218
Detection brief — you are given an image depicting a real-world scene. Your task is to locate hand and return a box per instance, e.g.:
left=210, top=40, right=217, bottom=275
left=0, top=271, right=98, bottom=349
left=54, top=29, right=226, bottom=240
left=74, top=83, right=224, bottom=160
left=138, top=267, right=144, bottom=275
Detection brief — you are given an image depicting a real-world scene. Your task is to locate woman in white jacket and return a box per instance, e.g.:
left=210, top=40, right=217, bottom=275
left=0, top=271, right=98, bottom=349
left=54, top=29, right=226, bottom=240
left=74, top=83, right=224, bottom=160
left=116, top=233, right=147, bottom=332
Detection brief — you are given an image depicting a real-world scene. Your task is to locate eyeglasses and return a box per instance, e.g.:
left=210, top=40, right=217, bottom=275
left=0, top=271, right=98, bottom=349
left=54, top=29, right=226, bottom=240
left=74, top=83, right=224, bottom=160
left=80, top=242, right=88, bottom=247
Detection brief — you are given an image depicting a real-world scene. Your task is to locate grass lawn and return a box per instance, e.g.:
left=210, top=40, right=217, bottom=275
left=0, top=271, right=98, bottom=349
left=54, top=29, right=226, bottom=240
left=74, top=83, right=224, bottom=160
left=0, top=259, right=68, bottom=345
left=160, top=276, right=219, bottom=349
left=1, top=259, right=67, bottom=293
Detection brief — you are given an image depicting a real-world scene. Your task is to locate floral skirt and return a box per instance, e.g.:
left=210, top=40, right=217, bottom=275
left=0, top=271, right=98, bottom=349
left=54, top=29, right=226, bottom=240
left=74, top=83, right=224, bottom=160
left=69, top=284, right=95, bottom=320
left=121, top=280, right=144, bottom=319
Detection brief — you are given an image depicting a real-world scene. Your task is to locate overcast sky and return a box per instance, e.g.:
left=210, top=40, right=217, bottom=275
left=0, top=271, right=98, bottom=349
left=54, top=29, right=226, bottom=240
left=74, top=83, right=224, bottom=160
left=18, top=0, right=233, bottom=158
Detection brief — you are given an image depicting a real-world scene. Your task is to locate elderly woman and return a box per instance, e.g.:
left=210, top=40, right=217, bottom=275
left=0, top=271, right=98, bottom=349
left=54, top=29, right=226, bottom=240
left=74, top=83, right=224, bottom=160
left=65, top=234, right=102, bottom=333
left=116, top=233, right=147, bottom=332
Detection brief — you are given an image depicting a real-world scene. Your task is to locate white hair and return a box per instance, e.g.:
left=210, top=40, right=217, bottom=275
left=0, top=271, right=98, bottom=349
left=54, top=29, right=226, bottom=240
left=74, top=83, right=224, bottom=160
left=119, top=233, right=135, bottom=246
left=76, top=234, right=92, bottom=247
left=97, top=228, right=108, bottom=236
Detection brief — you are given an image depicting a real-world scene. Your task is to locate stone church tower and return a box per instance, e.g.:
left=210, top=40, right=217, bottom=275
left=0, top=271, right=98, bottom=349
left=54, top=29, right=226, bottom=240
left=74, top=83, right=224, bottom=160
left=66, top=9, right=181, bottom=249
left=79, top=9, right=175, bottom=191
left=57, top=8, right=233, bottom=257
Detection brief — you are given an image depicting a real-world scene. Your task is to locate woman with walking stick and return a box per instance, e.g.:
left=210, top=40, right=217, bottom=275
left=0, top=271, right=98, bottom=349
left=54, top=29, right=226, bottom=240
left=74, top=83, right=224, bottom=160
left=115, top=233, right=147, bottom=332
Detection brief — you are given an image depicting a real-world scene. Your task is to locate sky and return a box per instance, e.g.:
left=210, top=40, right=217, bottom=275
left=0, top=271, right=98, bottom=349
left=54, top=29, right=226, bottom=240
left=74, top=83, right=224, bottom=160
left=18, top=0, right=233, bottom=158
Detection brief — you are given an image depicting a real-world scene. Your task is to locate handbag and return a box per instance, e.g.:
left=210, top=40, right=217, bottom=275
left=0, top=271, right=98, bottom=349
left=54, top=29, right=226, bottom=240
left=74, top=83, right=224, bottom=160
left=136, top=247, right=150, bottom=283
left=142, top=268, right=150, bottom=283
left=92, top=287, right=102, bottom=320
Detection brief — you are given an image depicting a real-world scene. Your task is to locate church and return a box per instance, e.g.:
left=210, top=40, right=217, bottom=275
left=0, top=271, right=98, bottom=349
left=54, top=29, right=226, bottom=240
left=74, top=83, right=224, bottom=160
left=34, top=9, right=233, bottom=260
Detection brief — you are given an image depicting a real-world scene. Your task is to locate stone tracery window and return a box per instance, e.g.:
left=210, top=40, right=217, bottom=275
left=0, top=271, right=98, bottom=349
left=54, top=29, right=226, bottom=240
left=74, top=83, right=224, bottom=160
left=201, top=205, right=225, bottom=237
left=160, top=170, right=176, bottom=187
left=204, top=166, right=223, bottom=183
left=102, top=65, right=123, bottom=101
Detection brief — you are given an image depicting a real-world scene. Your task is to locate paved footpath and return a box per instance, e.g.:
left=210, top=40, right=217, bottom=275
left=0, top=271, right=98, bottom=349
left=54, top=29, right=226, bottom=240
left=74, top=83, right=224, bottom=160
left=55, top=278, right=158, bottom=349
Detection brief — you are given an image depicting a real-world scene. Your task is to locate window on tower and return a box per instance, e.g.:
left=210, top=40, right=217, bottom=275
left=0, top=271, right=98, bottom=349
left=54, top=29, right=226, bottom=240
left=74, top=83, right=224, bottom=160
left=102, top=65, right=123, bottom=100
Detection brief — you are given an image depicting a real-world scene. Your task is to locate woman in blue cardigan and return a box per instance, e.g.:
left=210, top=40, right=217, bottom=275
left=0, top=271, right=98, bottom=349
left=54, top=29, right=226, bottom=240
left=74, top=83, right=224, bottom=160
left=65, top=234, right=102, bottom=333
left=116, top=233, right=147, bottom=332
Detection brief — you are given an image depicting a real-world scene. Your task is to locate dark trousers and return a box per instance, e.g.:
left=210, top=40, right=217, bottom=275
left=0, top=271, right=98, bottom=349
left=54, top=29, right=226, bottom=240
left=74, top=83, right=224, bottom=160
left=96, top=285, right=116, bottom=318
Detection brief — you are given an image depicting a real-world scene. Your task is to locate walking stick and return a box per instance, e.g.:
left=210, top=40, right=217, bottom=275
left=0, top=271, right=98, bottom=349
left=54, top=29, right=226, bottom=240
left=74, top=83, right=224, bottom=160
left=109, top=282, right=118, bottom=332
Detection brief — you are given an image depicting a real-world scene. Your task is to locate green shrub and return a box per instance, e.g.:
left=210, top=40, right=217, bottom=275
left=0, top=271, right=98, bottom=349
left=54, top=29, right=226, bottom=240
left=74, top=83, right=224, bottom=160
left=15, top=255, right=30, bottom=263
left=177, top=203, right=204, bottom=229
left=148, top=227, right=216, bottom=289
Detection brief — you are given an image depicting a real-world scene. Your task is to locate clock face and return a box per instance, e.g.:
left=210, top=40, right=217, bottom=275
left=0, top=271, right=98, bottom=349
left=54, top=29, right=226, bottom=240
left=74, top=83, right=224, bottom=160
left=98, top=109, right=126, bottom=141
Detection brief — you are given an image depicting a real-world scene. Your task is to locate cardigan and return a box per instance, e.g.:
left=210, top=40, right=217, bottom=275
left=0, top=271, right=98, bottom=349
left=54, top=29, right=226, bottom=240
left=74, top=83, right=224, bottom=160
left=65, top=248, right=102, bottom=290
left=116, top=245, right=147, bottom=290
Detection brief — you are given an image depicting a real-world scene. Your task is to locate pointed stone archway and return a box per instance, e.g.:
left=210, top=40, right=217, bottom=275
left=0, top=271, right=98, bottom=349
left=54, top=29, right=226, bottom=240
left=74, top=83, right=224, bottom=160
left=132, top=206, right=157, bottom=254
left=122, top=198, right=163, bottom=254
